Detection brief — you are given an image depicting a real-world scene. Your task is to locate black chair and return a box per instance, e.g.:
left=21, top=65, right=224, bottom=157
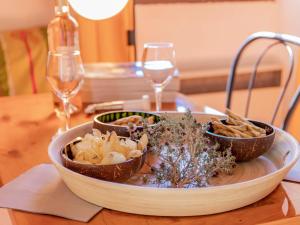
left=226, top=31, right=300, bottom=130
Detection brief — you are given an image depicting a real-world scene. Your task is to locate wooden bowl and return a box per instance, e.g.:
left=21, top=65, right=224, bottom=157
left=48, top=119, right=299, bottom=216
left=60, top=137, right=147, bottom=182
left=93, top=111, right=160, bottom=137
left=206, top=120, right=275, bottom=162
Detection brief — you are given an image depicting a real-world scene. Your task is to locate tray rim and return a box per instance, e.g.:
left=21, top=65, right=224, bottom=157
left=48, top=120, right=300, bottom=192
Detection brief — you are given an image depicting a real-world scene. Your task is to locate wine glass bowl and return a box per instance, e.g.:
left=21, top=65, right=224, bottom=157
left=142, top=42, right=176, bottom=111
left=47, top=51, right=84, bottom=132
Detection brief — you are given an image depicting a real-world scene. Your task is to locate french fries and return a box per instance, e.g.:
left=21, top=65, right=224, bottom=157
left=211, top=109, right=266, bottom=138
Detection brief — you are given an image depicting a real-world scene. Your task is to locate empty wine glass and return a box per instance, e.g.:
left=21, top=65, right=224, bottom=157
left=142, top=42, right=176, bottom=111
left=46, top=51, right=84, bottom=133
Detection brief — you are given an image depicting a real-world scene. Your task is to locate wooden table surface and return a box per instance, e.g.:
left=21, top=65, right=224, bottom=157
left=0, top=93, right=300, bottom=225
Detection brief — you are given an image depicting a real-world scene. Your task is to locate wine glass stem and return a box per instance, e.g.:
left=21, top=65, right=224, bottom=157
left=154, top=87, right=162, bottom=111
left=62, top=97, right=71, bottom=131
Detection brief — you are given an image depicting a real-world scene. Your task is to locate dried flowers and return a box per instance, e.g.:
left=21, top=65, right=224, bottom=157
left=132, top=110, right=236, bottom=188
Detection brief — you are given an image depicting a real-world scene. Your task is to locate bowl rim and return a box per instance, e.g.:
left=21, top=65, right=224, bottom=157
left=48, top=122, right=300, bottom=192
left=206, top=119, right=275, bottom=140
left=93, top=110, right=160, bottom=128
left=48, top=121, right=300, bottom=191
left=61, top=135, right=147, bottom=167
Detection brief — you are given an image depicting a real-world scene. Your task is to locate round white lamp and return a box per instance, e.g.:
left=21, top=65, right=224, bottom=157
left=68, top=0, right=129, bottom=20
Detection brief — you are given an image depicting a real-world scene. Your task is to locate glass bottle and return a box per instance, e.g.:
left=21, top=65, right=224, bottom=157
left=47, top=0, right=79, bottom=53
left=47, top=0, right=82, bottom=123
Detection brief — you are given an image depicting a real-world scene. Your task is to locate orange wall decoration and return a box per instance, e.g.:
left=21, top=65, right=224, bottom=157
left=71, top=0, right=135, bottom=63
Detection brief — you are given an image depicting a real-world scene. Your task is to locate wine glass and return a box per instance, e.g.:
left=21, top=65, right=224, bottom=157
left=46, top=51, right=84, bottom=133
left=142, top=42, right=176, bottom=111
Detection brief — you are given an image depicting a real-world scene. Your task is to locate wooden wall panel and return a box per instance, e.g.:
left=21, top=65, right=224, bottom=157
left=71, top=0, right=135, bottom=63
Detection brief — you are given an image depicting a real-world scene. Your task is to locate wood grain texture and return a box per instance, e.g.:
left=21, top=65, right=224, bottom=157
left=259, top=216, right=300, bottom=225
left=0, top=93, right=300, bottom=225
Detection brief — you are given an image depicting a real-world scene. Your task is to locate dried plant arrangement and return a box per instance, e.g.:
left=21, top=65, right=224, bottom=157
left=130, top=110, right=236, bottom=188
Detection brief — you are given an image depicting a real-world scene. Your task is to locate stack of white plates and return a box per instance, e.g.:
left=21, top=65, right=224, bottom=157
left=81, top=62, right=180, bottom=103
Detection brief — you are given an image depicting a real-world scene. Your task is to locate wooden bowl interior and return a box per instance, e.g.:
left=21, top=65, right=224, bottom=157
left=48, top=119, right=299, bottom=216
left=95, top=111, right=160, bottom=125
left=207, top=119, right=275, bottom=138
left=60, top=135, right=147, bottom=182
left=93, top=111, right=160, bottom=136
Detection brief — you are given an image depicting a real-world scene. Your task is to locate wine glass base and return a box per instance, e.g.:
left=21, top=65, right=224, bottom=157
left=68, top=103, right=79, bottom=114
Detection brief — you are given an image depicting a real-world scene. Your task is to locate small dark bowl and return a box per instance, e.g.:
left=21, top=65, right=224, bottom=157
left=61, top=137, right=147, bottom=182
left=206, top=120, right=275, bottom=162
left=93, top=111, right=160, bottom=137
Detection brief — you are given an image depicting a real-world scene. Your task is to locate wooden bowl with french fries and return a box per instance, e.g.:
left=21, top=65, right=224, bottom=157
left=60, top=130, right=149, bottom=182
left=93, top=111, right=160, bottom=137
left=206, top=110, right=275, bottom=162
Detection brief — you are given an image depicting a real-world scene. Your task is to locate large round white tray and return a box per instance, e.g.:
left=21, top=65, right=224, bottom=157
left=48, top=113, right=299, bottom=216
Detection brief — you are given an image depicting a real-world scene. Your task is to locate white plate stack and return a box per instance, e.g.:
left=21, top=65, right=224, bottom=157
left=81, top=63, right=180, bottom=103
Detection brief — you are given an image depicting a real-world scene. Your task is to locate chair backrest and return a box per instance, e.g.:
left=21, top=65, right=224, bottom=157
left=226, top=31, right=300, bottom=130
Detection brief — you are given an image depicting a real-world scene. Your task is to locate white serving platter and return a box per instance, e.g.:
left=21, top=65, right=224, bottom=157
left=48, top=113, right=299, bottom=216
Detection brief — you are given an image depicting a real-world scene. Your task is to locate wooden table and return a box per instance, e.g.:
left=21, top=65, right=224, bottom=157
left=0, top=93, right=300, bottom=225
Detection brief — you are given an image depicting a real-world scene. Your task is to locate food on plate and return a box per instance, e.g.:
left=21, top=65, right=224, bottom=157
left=211, top=109, right=267, bottom=138
left=112, top=115, right=155, bottom=126
left=69, top=129, right=148, bottom=165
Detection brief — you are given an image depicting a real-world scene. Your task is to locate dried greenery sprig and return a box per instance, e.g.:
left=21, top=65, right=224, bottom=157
left=131, top=110, right=236, bottom=188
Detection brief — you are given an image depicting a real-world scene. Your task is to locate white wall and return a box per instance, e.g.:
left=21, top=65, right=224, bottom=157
left=0, top=0, right=54, bottom=32
left=135, top=1, right=280, bottom=72
left=278, top=0, right=300, bottom=36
